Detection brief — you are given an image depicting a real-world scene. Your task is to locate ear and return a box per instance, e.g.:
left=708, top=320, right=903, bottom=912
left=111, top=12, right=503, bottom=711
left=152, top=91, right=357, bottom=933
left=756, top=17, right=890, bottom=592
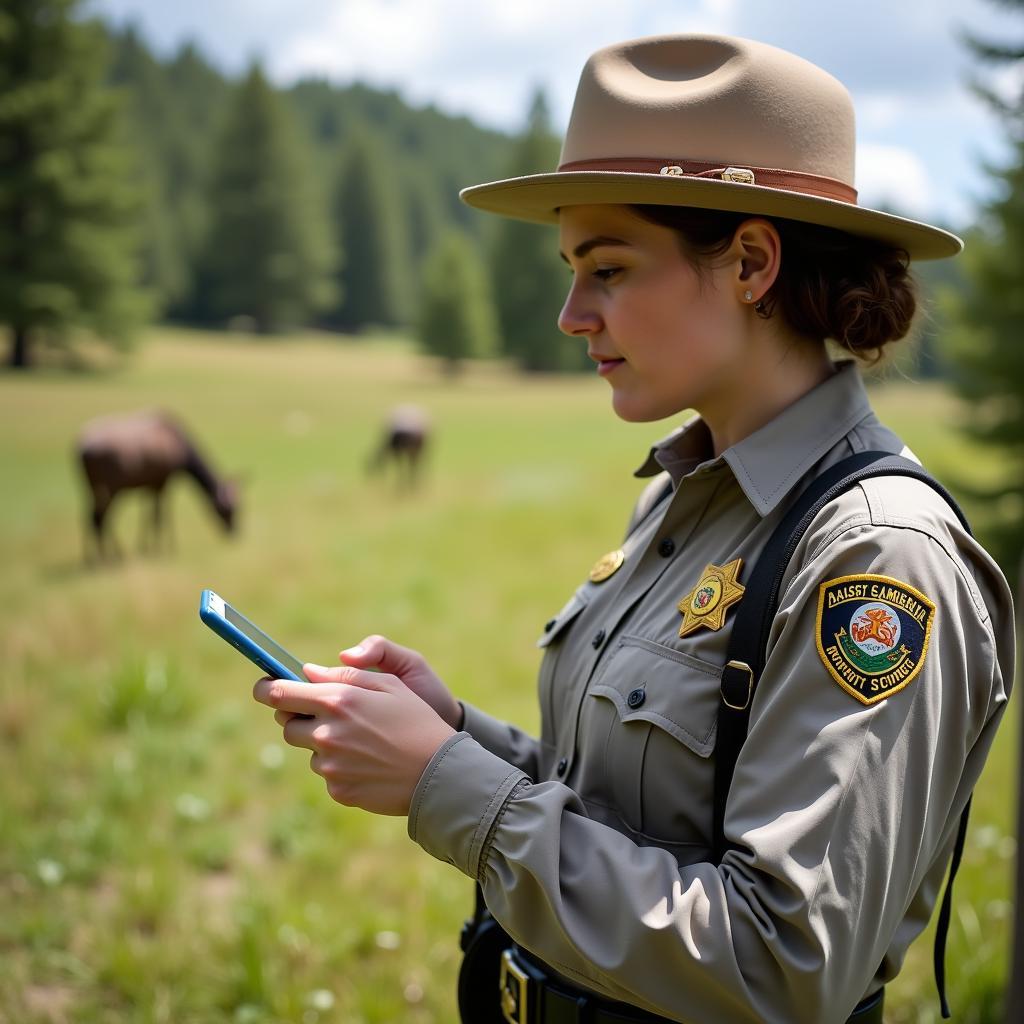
left=729, top=218, right=782, bottom=306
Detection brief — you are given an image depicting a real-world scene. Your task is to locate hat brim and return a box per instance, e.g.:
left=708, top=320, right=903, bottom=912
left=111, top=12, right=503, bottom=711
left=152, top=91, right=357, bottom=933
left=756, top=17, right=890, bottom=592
left=460, top=172, right=962, bottom=261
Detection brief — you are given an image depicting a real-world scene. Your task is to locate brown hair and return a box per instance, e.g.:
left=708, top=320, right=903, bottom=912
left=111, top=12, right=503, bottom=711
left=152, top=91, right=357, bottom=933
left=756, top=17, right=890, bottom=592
left=631, top=205, right=917, bottom=362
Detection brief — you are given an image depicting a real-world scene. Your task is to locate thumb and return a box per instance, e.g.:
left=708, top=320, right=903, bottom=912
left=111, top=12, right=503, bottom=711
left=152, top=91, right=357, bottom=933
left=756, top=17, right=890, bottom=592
left=304, top=661, right=392, bottom=692
left=303, top=662, right=346, bottom=684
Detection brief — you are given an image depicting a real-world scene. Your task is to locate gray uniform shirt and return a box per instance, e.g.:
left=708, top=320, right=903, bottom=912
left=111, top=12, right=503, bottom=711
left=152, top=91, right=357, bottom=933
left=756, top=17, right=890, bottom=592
left=408, top=362, right=1015, bottom=1024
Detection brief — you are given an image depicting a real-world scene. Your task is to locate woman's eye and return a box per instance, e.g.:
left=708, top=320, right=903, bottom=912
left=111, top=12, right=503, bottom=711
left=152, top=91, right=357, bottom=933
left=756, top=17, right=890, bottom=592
left=593, top=267, right=621, bottom=282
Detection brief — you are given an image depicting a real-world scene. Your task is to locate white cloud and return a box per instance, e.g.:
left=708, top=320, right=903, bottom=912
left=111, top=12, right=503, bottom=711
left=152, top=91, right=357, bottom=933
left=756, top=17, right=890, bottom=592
left=856, top=144, right=933, bottom=219
left=89, top=0, right=1021, bottom=223
left=270, top=0, right=722, bottom=131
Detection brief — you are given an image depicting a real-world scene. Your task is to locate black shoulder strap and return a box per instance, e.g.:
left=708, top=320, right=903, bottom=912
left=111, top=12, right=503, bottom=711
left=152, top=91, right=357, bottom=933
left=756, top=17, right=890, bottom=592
left=712, top=451, right=971, bottom=1019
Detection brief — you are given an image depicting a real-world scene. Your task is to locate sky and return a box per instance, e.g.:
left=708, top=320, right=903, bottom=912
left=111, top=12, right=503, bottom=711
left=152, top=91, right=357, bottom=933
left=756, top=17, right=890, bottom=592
left=88, top=0, right=1022, bottom=228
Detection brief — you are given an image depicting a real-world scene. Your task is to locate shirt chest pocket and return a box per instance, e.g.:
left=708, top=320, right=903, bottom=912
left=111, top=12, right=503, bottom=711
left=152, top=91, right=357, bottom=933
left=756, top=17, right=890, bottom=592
left=587, top=635, right=722, bottom=846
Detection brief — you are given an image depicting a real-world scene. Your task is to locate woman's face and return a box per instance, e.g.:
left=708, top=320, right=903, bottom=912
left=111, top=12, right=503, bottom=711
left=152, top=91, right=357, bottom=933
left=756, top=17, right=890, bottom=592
left=558, top=204, right=749, bottom=423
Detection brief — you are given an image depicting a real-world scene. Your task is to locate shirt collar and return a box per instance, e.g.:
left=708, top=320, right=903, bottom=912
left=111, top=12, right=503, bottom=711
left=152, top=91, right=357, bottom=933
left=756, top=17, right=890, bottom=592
left=634, top=362, right=877, bottom=516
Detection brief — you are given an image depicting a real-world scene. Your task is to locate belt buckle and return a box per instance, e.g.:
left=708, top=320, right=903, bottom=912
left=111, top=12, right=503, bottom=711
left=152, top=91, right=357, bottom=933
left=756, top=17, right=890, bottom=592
left=499, top=948, right=530, bottom=1024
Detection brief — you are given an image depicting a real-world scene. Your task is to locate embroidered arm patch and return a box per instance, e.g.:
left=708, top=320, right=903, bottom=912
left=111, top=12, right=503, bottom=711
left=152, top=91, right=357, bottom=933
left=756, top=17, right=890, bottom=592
left=815, top=574, right=935, bottom=705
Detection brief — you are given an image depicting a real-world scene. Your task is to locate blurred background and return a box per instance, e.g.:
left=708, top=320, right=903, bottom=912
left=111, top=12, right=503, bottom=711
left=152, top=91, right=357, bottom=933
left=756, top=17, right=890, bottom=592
left=2, top=1, right=1023, bottom=1021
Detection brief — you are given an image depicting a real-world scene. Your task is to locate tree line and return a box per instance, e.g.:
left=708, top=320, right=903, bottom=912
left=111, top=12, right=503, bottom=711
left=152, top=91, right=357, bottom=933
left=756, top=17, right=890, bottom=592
left=5, top=0, right=1024, bottom=567
left=0, top=0, right=586, bottom=372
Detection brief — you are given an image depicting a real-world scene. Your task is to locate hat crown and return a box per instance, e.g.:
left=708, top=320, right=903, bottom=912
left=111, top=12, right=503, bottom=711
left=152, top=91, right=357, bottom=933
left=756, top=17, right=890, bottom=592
left=560, top=34, right=856, bottom=186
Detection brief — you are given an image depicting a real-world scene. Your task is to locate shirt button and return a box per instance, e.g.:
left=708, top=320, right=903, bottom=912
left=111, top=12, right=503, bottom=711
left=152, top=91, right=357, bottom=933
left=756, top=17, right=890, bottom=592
left=556, top=758, right=568, bottom=776
left=591, top=629, right=606, bottom=649
left=657, top=537, right=675, bottom=558
left=627, top=688, right=646, bottom=709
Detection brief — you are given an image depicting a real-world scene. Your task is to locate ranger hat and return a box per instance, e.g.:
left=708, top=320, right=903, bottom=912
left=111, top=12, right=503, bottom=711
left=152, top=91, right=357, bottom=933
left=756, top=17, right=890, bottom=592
left=460, top=34, right=961, bottom=260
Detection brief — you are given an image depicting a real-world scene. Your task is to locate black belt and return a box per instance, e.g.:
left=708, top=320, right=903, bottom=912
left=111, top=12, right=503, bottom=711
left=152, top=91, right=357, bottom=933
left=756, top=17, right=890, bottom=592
left=499, top=945, right=885, bottom=1024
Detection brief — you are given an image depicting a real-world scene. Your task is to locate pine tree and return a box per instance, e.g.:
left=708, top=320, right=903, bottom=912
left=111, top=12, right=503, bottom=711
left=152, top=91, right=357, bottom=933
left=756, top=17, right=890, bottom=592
left=197, top=64, right=336, bottom=333
left=417, top=229, right=498, bottom=374
left=106, top=32, right=231, bottom=320
left=489, top=90, right=587, bottom=372
left=0, top=0, right=145, bottom=368
left=945, top=1, right=1024, bottom=569
left=328, top=131, right=411, bottom=331
left=106, top=26, right=188, bottom=314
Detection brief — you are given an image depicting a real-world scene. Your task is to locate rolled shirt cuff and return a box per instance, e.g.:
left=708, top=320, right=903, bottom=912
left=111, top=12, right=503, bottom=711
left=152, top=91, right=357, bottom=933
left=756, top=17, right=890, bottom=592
left=408, top=732, right=528, bottom=879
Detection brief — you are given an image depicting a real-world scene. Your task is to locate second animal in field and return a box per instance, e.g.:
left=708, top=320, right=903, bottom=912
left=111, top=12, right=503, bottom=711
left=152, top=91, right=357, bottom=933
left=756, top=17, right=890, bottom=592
left=367, top=405, right=430, bottom=491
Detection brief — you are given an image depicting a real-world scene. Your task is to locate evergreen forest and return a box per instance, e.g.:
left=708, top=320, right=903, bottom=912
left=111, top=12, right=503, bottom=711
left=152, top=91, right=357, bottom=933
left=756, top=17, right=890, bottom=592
left=103, top=17, right=593, bottom=372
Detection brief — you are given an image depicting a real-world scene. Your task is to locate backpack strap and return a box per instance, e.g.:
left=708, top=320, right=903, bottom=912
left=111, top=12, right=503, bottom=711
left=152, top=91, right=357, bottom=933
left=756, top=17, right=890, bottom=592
left=712, top=451, right=971, bottom=1019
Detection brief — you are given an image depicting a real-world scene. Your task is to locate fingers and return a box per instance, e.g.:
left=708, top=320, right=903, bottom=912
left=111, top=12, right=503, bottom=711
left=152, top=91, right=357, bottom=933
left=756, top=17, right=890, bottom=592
left=253, top=676, right=350, bottom=715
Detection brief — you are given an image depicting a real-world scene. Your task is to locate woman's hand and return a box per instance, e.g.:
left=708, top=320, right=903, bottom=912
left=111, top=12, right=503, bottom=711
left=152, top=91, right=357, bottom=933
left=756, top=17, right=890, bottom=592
left=339, top=635, right=463, bottom=729
left=253, top=664, right=456, bottom=816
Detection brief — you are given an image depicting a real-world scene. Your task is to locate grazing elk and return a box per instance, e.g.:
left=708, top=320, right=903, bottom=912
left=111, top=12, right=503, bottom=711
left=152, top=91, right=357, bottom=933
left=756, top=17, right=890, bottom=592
left=76, top=410, right=239, bottom=562
left=367, top=405, right=430, bottom=490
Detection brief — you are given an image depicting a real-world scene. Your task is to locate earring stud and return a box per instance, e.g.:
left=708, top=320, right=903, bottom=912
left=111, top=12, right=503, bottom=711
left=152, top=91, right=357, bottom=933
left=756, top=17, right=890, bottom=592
left=743, top=289, right=753, bottom=302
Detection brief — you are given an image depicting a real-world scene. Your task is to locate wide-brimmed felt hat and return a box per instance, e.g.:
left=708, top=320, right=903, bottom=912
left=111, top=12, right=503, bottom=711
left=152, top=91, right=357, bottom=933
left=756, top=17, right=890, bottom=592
left=461, top=34, right=961, bottom=261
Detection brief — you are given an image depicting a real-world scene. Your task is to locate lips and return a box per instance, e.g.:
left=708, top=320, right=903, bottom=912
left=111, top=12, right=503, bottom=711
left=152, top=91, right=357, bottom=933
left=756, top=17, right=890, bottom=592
left=592, top=355, right=625, bottom=376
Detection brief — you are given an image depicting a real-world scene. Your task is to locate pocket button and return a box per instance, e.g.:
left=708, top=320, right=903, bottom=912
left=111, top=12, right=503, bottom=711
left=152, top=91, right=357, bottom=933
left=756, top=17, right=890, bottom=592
left=627, top=687, right=646, bottom=709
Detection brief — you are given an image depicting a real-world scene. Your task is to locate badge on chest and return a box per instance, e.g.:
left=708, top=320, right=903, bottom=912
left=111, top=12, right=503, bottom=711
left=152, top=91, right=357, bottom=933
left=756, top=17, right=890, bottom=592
left=589, top=548, right=625, bottom=583
left=677, top=558, right=745, bottom=637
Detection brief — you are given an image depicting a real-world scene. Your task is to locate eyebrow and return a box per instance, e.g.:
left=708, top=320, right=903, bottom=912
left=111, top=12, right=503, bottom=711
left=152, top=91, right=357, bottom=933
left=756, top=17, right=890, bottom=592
left=558, top=235, right=631, bottom=263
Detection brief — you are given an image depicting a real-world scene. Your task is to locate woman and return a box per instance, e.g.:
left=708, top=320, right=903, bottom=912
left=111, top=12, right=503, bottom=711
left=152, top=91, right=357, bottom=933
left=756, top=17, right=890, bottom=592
left=254, top=34, right=1015, bottom=1024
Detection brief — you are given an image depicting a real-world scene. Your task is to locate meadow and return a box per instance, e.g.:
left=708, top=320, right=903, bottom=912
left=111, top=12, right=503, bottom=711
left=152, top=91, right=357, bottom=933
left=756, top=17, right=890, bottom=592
left=0, top=327, right=1017, bottom=1023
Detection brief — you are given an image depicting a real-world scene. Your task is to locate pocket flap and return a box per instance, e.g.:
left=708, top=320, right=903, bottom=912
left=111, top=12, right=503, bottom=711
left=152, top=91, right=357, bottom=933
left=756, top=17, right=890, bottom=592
left=590, top=636, right=720, bottom=756
left=536, top=590, right=589, bottom=648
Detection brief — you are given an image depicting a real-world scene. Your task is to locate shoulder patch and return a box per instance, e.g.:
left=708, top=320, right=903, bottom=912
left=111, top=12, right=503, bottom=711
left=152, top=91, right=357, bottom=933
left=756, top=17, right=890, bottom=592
left=815, top=574, right=935, bottom=705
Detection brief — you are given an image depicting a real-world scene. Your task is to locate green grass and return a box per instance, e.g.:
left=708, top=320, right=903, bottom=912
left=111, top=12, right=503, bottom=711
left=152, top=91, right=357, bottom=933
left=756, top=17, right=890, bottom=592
left=0, top=327, right=1017, bottom=1022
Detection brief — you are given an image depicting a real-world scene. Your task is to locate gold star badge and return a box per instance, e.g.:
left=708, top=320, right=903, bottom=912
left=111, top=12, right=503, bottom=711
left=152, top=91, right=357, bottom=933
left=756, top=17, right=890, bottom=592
left=678, top=558, right=745, bottom=637
left=589, top=548, right=625, bottom=583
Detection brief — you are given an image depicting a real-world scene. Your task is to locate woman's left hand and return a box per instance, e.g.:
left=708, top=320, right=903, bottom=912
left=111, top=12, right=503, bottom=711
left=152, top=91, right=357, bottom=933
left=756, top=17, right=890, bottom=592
left=253, top=664, right=456, bottom=815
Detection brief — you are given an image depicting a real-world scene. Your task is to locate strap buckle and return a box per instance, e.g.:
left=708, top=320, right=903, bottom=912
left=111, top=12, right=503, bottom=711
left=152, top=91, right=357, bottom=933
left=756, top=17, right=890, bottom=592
left=722, top=660, right=754, bottom=710
left=500, top=948, right=530, bottom=1024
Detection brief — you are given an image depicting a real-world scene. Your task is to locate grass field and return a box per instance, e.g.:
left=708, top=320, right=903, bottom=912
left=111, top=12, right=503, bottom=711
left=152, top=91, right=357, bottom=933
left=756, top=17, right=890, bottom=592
left=0, top=327, right=1018, bottom=1023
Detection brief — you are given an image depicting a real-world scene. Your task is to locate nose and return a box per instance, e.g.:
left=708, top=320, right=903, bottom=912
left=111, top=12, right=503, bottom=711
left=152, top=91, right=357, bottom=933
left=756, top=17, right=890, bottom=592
left=558, top=279, right=602, bottom=338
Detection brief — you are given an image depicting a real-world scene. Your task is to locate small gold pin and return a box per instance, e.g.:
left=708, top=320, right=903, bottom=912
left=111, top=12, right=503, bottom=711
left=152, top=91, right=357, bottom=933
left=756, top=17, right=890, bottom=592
left=721, top=167, right=755, bottom=185
left=659, top=164, right=685, bottom=176
left=678, top=558, right=745, bottom=637
left=589, top=549, right=625, bottom=583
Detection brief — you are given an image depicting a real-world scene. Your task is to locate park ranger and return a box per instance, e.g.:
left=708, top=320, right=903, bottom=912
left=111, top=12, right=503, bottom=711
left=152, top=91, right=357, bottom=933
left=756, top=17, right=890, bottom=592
left=255, top=33, right=1016, bottom=1023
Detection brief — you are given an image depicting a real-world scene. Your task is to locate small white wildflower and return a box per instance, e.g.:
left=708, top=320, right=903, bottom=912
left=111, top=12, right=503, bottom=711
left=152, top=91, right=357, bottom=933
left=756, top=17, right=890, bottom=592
left=37, top=859, right=64, bottom=886
left=306, top=990, right=335, bottom=1011
left=259, top=744, right=285, bottom=770
left=175, top=793, right=210, bottom=822
left=973, top=825, right=999, bottom=850
left=375, top=930, right=401, bottom=950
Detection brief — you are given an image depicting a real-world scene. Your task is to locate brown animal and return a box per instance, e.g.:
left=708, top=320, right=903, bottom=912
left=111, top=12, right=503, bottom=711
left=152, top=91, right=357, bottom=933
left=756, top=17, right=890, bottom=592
left=76, top=410, right=239, bottom=562
left=367, top=405, right=430, bottom=490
